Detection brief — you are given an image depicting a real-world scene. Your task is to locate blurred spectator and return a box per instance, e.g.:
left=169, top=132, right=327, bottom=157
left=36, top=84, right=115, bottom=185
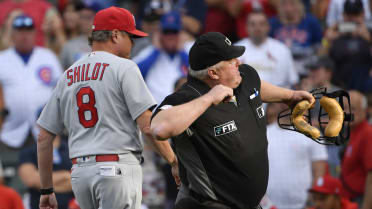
left=266, top=102, right=328, bottom=209
left=18, top=136, right=73, bottom=209
left=368, top=93, right=372, bottom=124
left=68, top=198, right=81, bottom=209
left=133, top=0, right=206, bottom=57
left=133, top=11, right=188, bottom=103
left=308, top=175, right=358, bottom=209
left=0, top=85, right=8, bottom=132
left=204, top=0, right=240, bottom=42
left=135, top=0, right=206, bottom=36
left=0, top=158, right=24, bottom=209
left=131, top=4, right=161, bottom=58
left=310, top=0, right=331, bottom=22
left=325, top=0, right=372, bottom=92
left=0, top=0, right=66, bottom=53
left=0, top=9, right=22, bottom=51
left=341, top=90, right=372, bottom=208
left=0, top=15, right=62, bottom=150
left=326, top=0, right=371, bottom=27
left=60, top=0, right=98, bottom=69
left=61, top=1, right=80, bottom=41
left=269, top=0, right=323, bottom=74
left=179, top=0, right=207, bottom=38
left=297, top=74, right=315, bottom=92
left=306, top=56, right=342, bottom=177
left=236, top=0, right=278, bottom=39
left=307, top=56, right=340, bottom=92
left=235, top=10, right=298, bottom=88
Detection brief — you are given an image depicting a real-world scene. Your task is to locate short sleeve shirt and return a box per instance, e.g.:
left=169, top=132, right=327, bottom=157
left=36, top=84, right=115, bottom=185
left=37, top=51, right=156, bottom=158
left=153, top=64, right=268, bottom=209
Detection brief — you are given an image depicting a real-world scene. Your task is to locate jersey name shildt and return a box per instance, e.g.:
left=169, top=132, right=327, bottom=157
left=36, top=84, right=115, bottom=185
left=66, top=62, right=109, bottom=86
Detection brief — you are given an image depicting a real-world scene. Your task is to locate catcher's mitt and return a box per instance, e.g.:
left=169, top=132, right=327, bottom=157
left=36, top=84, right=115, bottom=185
left=278, top=87, right=354, bottom=145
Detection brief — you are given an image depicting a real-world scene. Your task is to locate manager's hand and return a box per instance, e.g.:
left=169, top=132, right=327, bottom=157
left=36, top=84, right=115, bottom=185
left=40, top=193, right=58, bottom=209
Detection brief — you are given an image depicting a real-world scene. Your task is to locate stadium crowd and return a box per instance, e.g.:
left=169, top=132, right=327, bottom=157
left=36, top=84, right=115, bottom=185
left=0, top=0, right=371, bottom=209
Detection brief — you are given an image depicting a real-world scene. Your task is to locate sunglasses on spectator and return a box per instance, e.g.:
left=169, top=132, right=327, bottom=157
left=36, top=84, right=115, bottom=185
left=12, top=16, right=34, bottom=29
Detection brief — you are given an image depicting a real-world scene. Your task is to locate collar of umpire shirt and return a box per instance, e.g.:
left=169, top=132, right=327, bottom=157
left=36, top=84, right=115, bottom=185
left=186, top=74, right=212, bottom=96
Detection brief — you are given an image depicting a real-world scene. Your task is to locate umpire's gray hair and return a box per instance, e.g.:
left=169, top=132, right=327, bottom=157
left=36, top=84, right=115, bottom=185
left=188, top=61, right=224, bottom=80
left=188, top=68, right=209, bottom=80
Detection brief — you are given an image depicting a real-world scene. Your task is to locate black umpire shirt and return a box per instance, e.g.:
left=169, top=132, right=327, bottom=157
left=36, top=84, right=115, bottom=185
left=153, top=64, right=268, bottom=209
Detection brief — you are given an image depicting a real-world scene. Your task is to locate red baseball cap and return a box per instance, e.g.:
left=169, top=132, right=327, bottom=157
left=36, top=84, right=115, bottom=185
left=309, top=175, right=342, bottom=195
left=92, top=6, right=147, bottom=37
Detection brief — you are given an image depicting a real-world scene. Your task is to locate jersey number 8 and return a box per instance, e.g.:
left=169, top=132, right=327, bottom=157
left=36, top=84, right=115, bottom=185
left=76, top=86, right=98, bottom=128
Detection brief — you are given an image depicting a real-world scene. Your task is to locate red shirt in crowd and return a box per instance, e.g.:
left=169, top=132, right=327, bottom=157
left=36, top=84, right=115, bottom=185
left=204, top=7, right=236, bottom=40
left=0, top=0, right=53, bottom=47
left=236, top=0, right=277, bottom=39
left=341, top=120, right=372, bottom=199
left=0, top=184, right=24, bottom=209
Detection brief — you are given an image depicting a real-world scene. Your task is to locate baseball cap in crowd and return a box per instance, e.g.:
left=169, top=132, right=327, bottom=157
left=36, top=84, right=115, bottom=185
left=75, top=0, right=103, bottom=13
left=189, top=32, right=245, bottom=71
left=160, top=11, right=182, bottom=32
left=92, top=6, right=147, bottom=37
left=305, top=56, right=335, bottom=72
left=309, top=175, right=342, bottom=195
left=12, top=15, right=34, bottom=29
left=344, top=0, right=364, bottom=15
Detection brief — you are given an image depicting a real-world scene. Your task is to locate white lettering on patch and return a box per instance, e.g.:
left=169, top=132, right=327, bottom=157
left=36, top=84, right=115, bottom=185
left=214, top=121, right=238, bottom=136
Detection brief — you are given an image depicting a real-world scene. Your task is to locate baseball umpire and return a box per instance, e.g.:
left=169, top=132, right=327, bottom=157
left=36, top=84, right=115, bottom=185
left=150, top=32, right=315, bottom=209
left=36, top=7, right=177, bottom=209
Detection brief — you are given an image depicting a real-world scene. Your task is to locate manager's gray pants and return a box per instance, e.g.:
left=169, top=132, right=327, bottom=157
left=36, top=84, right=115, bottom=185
left=70, top=153, right=142, bottom=209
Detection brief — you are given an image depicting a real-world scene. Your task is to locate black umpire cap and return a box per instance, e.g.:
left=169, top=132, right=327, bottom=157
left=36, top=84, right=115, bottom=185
left=189, top=32, right=245, bottom=71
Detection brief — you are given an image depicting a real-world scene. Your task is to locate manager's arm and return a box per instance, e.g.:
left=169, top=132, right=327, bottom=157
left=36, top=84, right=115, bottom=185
left=151, top=85, right=233, bottom=140
left=37, top=128, right=58, bottom=209
left=261, top=80, right=314, bottom=105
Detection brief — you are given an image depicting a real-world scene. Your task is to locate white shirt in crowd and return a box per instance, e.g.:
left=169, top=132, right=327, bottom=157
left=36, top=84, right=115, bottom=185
left=235, top=38, right=298, bottom=88
left=266, top=123, right=328, bottom=209
left=0, top=47, right=62, bottom=148
left=133, top=45, right=187, bottom=104
left=326, top=0, right=371, bottom=27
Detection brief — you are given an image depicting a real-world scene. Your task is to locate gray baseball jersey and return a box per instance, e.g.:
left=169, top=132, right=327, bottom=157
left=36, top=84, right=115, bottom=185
left=37, top=51, right=156, bottom=158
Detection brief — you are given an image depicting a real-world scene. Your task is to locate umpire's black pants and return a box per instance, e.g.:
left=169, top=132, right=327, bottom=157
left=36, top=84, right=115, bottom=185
left=175, top=189, right=262, bottom=209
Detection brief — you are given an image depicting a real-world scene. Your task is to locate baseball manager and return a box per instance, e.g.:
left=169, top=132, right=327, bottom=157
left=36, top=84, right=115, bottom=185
left=151, top=32, right=315, bottom=209
left=36, top=7, right=176, bottom=209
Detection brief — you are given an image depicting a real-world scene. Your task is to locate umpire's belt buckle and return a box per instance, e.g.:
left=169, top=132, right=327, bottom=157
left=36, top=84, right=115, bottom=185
left=71, top=154, right=119, bottom=164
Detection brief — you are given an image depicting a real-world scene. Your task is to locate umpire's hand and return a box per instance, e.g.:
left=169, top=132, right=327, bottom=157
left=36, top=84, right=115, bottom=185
left=40, top=193, right=58, bottom=209
left=207, top=84, right=234, bottom=105
left=284, top=90, right=315, bottom=108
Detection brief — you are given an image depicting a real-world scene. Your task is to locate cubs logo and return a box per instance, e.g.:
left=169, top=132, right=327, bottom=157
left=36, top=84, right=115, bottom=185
left=37, top=66, right=52, bottom=86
